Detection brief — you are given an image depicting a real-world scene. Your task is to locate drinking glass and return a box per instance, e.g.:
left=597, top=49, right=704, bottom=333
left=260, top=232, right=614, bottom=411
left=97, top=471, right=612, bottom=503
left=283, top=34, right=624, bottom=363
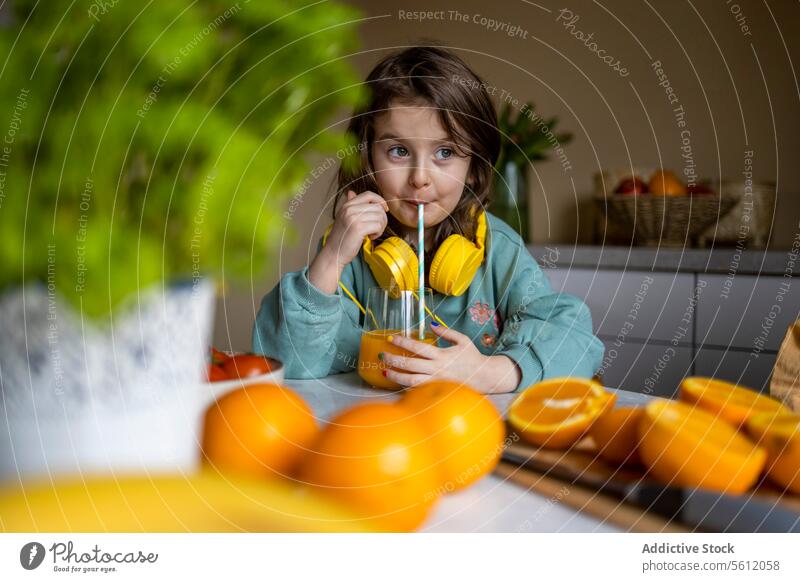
left=358, top=287, right=438, bottom=389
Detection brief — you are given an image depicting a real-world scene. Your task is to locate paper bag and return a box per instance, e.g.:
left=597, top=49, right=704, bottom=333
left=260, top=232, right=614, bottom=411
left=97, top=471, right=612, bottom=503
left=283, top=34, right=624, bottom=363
left=770, top=321, right=800, bottom=412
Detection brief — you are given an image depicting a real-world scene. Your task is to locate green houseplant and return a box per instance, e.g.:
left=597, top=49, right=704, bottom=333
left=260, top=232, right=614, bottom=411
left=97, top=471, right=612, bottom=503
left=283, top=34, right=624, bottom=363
left=492, top=102, right=573, bottom=241
left=0, top=0, right=363, bottom=315
left=0, top=0, right=364, bottom=479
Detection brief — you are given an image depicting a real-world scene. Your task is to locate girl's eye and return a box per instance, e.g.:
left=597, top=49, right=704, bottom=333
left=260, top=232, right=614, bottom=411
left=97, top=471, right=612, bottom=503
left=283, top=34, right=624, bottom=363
left=435, top=148, right=454, bottom=160
left=388, top=146, right=408, bottom=158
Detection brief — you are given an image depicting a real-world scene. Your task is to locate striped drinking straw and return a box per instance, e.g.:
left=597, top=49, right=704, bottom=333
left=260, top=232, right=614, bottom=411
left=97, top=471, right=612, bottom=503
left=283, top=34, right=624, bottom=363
left=417, top=203, right=425, bottom=340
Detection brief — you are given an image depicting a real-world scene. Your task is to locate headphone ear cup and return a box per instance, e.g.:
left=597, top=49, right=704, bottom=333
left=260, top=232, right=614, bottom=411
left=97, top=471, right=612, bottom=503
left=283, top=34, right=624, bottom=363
left=428, top=235, right=483, bottom=296
left=363, top=237, right=418, bottom=294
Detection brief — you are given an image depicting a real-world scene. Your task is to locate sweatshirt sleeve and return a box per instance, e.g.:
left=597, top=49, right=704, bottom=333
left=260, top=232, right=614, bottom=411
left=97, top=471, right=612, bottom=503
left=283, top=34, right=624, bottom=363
left=493, top=235, right=604, bottom=392
left=251, top=249, right=363, bottom=379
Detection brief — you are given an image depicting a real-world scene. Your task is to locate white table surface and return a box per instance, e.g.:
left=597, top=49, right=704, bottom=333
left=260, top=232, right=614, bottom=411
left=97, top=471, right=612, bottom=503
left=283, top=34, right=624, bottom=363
left=274, top=372, right=654, bottom=533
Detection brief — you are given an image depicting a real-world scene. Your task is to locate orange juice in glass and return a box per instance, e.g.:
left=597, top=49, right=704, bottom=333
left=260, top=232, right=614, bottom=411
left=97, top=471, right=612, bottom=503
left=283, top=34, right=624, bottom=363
left=358, top=287, right=438, bottom=390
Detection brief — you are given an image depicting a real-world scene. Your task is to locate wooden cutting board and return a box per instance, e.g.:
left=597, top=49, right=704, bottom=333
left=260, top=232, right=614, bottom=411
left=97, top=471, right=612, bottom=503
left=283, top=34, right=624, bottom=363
left=494, top=429, right=800, bottom=533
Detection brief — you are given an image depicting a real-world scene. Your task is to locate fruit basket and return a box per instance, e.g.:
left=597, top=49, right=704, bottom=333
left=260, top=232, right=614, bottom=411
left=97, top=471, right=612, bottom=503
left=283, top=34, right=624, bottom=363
left=595, top=195, right=738, bottom=247
left=594, top=169, right=737, bottom=247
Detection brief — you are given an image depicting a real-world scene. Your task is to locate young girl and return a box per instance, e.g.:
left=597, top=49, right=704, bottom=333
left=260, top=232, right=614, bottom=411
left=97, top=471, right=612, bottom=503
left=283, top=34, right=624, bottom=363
left=253, top=46, right=603, bottom=393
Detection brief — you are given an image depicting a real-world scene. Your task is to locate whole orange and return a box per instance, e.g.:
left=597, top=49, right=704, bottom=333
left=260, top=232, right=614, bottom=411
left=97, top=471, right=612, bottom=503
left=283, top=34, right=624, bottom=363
left=649, top=169, right=687, bottom=196
left=400, top=380, right=505, bottom=492
left=202, top=384, right=318, bottom=479
left=298, top=402, right=439, bottom=532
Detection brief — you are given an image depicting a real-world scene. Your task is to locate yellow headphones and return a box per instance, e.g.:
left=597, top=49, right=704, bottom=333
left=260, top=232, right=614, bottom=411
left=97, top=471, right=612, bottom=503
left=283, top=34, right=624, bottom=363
left=322, top=211, right=487, bottom=315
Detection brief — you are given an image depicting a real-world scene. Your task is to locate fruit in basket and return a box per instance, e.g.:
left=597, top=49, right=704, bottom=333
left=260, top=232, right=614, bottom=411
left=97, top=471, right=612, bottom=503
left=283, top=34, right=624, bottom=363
left=638, top=400, right=766, bottom=494
left=0, top=471, right=369, bottom=532
left=400, top=380, right=505, bottom=492
left=648, top=169, right=686, bottom=196
left=614, top=176, right=648, bottom=195
left=223, top=354, right=273, bottom=379
left=202, top=384, right=318, bottom=478
left=589, top=406, right=645, bottom=465
left=680, top=377, right=791, bottom=426
left=298, top=402, right=440, bottom=532
left=508, top=377, right=616, bottom=449
left=745, top=413, right=800, bottom=494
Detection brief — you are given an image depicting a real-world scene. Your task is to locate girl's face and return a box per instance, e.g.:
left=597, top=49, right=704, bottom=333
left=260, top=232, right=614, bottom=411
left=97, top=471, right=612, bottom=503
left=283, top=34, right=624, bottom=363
left=370, top=102, right=472, bottom=236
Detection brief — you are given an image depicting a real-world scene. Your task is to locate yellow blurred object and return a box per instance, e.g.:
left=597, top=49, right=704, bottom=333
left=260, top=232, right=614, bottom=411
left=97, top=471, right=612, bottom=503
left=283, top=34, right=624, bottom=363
left=680, top=377, right=790, bottom=426
left=746, top=413, right=800, bottom=494
left=638, top=400, right=766, bottom=494
left=508, top=377, right=616, bottom=449
left=589, top=406, right=645, bottom=465
left=0, top=470, right=372, bottom=532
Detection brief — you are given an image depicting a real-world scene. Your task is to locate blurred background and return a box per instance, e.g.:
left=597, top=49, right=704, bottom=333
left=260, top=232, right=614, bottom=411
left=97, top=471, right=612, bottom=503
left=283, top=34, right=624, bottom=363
left=218, top=0, right=800, bottom=352
left=1, top=1, right=798, bottom=396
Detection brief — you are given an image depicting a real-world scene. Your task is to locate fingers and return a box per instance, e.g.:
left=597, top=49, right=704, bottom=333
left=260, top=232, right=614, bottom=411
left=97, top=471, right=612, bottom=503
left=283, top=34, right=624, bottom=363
left=336, top=190, right=389, bottom=244
left=344, top=190, right=388, bottom=211
left=387, top=334, right=439, bottom=359
left=339, top=203, right=386, bottom=230
left=383, top=368, right=430, bottom=387
left=353, top=209, right=387, bottom=239
left=340, top=198, right=388, bottom=228
left=348, top=204, right=387, bottom=222
left=380, top=352, right=435, bottom=374
left=326, top=190, right=390, bottom=266
left=429, top=322, right=468, bottom=345
left=363, top=221, right=387, bottom=240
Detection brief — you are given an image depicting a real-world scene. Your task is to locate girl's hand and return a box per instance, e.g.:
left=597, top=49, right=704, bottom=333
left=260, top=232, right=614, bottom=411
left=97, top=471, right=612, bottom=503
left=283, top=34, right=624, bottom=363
left=380, top=324, right=521, bottom=393
left=324, top=190, right=388, bottom=269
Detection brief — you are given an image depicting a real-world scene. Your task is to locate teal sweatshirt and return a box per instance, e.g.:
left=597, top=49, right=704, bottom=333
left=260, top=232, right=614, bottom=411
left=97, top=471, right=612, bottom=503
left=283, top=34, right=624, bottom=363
left=253, top=213, right=604, bottom=391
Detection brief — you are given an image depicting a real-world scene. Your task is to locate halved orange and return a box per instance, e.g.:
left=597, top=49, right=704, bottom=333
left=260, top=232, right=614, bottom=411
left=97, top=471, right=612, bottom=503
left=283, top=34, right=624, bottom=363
left=746, top=412, right=800, bottom=494
left=638, top=400, right=766, bottom=493
left=589, top=407, right=645, bottom=465
left=508, top=377, right=616, bottom=449
left=680, top=377, right=789, bottom=426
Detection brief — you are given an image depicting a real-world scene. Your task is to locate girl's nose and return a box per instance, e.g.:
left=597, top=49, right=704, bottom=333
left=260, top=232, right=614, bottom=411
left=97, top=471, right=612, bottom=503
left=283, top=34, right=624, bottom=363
left=409, top=163, right=431, bottom=189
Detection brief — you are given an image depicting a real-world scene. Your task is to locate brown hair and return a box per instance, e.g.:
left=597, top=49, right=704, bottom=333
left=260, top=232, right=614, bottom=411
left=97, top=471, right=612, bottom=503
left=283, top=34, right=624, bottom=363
left=334, top=46, right=500, bottom=249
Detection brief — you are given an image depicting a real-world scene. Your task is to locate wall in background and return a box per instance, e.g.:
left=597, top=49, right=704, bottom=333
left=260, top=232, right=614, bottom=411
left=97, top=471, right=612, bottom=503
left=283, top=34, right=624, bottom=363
left=217, top=0, right=800, bottom=351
